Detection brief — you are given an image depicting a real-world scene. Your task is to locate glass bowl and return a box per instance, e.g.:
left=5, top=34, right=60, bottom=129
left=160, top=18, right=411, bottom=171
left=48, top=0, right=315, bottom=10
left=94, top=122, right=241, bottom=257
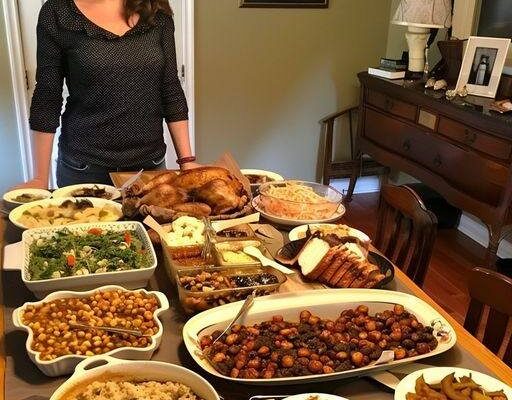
left=258, top=180, right=343, bottom=221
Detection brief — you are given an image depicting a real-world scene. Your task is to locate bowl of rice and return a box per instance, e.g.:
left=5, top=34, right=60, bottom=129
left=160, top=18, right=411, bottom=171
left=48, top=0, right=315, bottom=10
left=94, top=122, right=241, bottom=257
left=50, top=355, right=220, bottom=400
left=256, top=181, right=344, bottom=222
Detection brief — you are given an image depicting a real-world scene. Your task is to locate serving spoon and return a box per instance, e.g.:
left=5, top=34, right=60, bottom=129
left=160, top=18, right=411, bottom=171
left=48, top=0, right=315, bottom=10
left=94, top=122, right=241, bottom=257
left=243, top=246, right=295, bottom=275
left=210, top=212, right=260, bottom=233
left=69, top=322, right=146, bottom=337
left=143, top=215, right=168, bottom=239
left=210, top=290, right=257, bottom=347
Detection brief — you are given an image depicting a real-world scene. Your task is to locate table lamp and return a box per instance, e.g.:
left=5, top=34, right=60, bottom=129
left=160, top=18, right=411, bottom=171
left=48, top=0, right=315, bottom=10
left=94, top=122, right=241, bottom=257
left=391, top=0, right=452, bottom=76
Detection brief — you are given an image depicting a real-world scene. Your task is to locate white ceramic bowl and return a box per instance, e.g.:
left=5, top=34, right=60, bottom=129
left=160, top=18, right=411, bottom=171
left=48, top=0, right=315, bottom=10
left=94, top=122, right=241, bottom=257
left=288, top=223, right=371, bottom=244
left=3, top=188, right=52, bottom=210
left=394, top=367, right=512, bottom=399
left=50, top=355, right=220, bottom=400
left=3, top=221, right=157, bottom=298
left=241, top=169, right=284, bottom=186
left=9, top=197, right=123, bottom=230
left=52, top=183, right=121, bottom=200
left=12, top=285, right=169, bottom=377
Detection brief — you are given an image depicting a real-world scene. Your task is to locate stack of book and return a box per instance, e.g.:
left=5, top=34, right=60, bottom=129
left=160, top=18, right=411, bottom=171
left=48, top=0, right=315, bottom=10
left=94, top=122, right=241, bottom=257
left=368, top=58, right=407, bottom=79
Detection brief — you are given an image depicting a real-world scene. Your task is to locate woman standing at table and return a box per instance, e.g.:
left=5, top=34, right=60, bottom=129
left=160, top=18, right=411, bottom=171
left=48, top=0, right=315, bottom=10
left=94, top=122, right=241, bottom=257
left=17, top=0, right=197, bottom=188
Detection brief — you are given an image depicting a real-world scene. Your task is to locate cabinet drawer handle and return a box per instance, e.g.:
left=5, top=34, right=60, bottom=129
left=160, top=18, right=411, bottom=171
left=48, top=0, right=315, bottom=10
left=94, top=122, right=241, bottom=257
left=464, top=129, right=477, bottom=145
left=385, top=98, right=394, bottom=110
left=433, top=155, right=442, bottom=167
left=402, top=140, right=411, bottom=151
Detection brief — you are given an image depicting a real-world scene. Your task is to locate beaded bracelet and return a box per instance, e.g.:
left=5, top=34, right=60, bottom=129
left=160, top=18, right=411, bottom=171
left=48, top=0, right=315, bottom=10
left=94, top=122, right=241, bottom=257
left=176, top=156, right=196, bottom=165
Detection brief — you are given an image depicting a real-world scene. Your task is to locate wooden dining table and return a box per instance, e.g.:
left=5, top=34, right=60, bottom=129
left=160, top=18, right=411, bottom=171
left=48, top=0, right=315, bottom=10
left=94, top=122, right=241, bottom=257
left=1, top=215, right=512, bottom=400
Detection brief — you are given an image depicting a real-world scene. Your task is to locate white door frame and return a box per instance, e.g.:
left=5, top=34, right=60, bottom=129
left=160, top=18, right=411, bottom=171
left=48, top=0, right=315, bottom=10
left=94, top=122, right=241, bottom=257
left=180, top=0, right=195, bottom=155
left=2, top=0, right=195, bottom=181
left=2, top=0, right=33, bottom=181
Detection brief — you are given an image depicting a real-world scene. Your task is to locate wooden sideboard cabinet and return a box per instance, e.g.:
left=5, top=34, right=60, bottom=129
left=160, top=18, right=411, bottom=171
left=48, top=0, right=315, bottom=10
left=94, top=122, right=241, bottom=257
left=348, top=72, right=512, bottom=266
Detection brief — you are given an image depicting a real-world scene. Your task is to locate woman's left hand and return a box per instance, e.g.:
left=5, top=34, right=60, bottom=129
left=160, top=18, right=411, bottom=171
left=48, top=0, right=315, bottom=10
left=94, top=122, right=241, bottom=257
left=180, top=161, right=201, bottom=171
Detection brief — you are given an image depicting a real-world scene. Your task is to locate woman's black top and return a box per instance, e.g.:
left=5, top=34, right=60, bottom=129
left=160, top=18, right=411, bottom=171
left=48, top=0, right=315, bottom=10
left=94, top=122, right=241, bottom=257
left=29, top=0, right=188, bottom=167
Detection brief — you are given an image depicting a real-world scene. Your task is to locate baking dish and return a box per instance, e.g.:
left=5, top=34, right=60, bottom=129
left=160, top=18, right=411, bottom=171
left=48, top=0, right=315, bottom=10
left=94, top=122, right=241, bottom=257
left=3, top=221, right=157, bottom=299
left=12, top=285, right=169, bottom=377
left=162, top=238, right=265, bottom=286
left=49, top=355, right=220, bottom=400
left=183, top=289, right=456, bottom=385
left=176, top=265, right=287, bottom=314
left=214, top=240, right=263, bottom=266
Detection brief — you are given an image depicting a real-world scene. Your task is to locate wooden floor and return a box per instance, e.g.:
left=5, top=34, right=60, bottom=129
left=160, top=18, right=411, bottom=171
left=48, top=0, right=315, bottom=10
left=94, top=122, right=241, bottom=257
left=343, top=192, right=488, bottom=324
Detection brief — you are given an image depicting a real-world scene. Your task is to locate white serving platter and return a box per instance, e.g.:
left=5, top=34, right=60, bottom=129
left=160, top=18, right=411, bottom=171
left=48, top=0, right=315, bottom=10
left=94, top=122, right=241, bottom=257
left=9, top=196, right=122, bottom=230
left=394, top=367, right=512, bottom=400
left=12, top=285, right=169, bottom=377
left=183, top=289, right=457, bottom=385
left=50, top=355, right=220, bottom=400
left=288, top=223, right=371, bottom=243
left=3, top=221, right=157, bottom=298
left=252, top=196, right=346, bottom=227
left=52, top=183, right=121, bottom=200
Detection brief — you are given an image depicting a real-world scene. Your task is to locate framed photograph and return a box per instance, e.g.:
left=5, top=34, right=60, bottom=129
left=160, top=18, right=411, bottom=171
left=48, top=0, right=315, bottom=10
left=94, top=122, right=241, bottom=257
left=240, top=0, right=328, bottom=8
left=455, top=36, right=511, bottom=98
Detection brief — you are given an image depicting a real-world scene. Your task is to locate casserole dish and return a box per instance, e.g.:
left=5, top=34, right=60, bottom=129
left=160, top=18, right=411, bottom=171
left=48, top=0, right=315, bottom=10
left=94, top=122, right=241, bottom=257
left=183, top=289, right=456, bottom=385
left=49, top=355, right=220, bottom=400
left=3, top=221, right=157, bottom=298
left=12, top=285, right=169, bottom=377
left=214, top=240, right=262, bottom=266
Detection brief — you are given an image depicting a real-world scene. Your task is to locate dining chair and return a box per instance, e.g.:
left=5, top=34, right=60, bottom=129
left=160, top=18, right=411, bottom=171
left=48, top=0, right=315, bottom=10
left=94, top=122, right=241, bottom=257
left=464, top=267, right=512, bottom=366
left=374, top=184, right=437, bottom=287
left=319, top=106, right=389, bottom=190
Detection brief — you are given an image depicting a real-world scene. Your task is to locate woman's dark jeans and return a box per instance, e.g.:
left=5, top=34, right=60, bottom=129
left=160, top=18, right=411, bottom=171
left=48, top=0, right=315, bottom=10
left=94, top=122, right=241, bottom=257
left=56, top=152, right=166, bottom=187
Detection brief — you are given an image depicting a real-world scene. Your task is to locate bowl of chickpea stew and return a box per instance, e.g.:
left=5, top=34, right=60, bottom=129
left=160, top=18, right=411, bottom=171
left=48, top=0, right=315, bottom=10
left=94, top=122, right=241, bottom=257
left=183, top=289, right=456, bottom=385
left=12, top=285, right=169, bottom=377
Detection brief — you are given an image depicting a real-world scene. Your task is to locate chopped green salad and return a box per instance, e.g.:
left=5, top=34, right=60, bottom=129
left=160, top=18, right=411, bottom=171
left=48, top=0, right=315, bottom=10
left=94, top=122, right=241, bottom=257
left=28, top=227, right=152, bottom=280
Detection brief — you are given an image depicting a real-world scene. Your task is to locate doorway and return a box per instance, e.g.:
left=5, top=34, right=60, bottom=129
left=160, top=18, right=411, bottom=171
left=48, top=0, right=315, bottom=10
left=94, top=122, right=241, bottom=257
left=4, top=0, right=195, bottom=187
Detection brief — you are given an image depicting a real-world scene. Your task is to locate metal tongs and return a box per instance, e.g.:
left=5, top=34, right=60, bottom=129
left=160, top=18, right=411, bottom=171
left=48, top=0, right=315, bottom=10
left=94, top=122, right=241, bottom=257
left=201, top=217, right=215, bottom=260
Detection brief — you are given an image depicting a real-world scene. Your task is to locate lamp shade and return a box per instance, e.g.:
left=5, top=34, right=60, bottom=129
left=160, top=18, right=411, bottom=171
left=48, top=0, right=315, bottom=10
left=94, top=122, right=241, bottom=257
left=392, top=0, right=452, bottom=28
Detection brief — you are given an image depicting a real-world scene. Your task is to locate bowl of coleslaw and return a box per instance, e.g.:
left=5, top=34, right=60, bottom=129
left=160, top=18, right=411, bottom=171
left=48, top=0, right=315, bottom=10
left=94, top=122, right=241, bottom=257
left=257, top=181, right=343, bottom=221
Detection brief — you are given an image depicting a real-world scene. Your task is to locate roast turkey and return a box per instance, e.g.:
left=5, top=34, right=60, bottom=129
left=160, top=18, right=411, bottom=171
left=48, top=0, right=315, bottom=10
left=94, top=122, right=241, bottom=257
left=122, top=166, right=250, bottom=222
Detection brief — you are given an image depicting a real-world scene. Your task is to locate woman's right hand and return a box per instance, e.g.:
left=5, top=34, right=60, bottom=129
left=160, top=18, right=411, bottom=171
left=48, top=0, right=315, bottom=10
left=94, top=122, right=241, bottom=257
left=10, top=178, right=48, bottom=191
